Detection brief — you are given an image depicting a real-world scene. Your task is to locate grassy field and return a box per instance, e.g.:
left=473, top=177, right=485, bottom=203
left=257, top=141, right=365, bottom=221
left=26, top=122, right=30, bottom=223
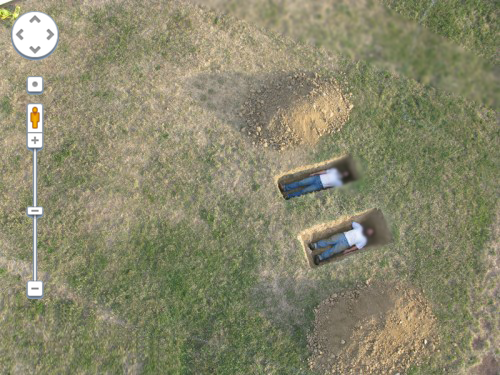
left=191, top=0, right=498, bottom=109
left=383, top=0, right=498, bottom=61
left=0, top=0, right=498, bottom=373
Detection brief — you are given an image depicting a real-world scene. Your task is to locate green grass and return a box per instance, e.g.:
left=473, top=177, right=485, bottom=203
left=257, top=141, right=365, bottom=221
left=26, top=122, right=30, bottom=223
left=0, top=273, right=138, bottom=373
left=194, top=0, right=498, bottom=108
left=0, top=0, right=497, bottom=373
left=0, top=95, right=12, bottom=115
left=382, top=0, right=498, bottom=61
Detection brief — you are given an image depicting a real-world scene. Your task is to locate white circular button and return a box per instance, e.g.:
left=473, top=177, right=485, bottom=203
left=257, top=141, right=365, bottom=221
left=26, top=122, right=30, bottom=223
left=11, top=11, right=59, bottom=61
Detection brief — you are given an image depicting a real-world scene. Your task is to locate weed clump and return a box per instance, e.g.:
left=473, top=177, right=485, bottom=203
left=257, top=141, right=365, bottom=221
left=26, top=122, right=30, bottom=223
left=0, top=6, right=20, bottom=23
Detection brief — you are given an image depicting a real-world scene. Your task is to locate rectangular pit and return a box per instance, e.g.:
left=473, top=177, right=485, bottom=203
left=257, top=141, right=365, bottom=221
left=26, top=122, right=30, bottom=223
left=276, top=155, right=359, bottom=199
left=298, top=208, right=392, bottom=268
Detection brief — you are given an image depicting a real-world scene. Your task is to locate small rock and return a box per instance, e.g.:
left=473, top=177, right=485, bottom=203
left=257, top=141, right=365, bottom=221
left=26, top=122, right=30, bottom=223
left=341, top=340, right=346, bottom=345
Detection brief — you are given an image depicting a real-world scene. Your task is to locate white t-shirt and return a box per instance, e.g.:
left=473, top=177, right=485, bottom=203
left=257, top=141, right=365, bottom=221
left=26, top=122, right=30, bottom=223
left=319, top=168, right=343, bottom=188
left=344, top=222, right=367, bottom=249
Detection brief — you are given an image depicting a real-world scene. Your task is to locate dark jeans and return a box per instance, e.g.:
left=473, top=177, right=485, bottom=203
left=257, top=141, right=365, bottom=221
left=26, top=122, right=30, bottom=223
left=311, top=233, right=350, bottom=261
left=283, top=176, right=323, bottom=198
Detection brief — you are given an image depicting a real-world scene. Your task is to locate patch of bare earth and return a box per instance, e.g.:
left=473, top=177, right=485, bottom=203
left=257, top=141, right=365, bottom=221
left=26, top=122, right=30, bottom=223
left=308, top=283, right=438, bottom=374
left=239, top=71, right=351, bottom=150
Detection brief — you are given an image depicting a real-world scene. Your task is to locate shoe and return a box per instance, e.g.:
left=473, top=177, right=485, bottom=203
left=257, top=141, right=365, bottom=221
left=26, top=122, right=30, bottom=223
left=308, top=243, right=316, bottom=251
left=313, top=255, right=321, bottom=265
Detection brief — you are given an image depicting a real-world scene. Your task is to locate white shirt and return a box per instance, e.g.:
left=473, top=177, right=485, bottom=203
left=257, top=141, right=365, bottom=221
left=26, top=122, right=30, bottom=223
left=344, top=222, right=367, bottom=249
left=319, top=168, right=343, bottom=188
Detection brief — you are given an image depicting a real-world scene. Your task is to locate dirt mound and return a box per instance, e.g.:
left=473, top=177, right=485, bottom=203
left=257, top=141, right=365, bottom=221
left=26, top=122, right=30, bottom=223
left=239, top=72, right=352, bottom=150
left=308, top=284, right=438, bottom=374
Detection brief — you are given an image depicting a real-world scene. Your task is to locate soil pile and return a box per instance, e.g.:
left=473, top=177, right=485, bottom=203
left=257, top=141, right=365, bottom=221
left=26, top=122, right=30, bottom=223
left=239, top=72, right=351, bottom=150
left=308, top=284, right=438, bottom=374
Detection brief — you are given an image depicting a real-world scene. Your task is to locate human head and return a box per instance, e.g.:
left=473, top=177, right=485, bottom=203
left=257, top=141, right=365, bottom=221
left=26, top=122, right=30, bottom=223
left=33, top=107, right=38, bottom=113
left=365, top=227, right=375, bottom=237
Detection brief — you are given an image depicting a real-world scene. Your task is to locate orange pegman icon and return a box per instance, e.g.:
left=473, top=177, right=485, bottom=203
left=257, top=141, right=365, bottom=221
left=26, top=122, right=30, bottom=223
left=30, top=107, right=40, bottom=129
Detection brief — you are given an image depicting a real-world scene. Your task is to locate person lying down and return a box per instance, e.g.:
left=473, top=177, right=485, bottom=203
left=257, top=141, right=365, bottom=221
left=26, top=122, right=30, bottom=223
left=308, top=221, right=374, bottom=265
left=281, top=168, right=349, bottom=199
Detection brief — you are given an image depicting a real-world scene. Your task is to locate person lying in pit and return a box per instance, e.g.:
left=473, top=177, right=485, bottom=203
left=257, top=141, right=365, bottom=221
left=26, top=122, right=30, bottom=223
left=308, top=222, right=374, bottom=265
left=281, top=168, right=349, bottom=199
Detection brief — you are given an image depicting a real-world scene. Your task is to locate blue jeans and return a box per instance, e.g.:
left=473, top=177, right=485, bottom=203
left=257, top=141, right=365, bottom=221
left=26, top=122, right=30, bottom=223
left=283, top=176, right=324, bottom=198
left=312, top=233, right=349, bottom=261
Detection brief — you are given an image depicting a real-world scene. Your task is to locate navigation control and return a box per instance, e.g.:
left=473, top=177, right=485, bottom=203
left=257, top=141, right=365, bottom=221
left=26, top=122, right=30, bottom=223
left=11, top=11, right=59, bottom=60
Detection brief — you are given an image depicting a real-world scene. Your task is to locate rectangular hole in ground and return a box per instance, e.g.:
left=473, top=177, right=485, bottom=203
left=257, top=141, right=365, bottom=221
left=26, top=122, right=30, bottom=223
left=276, top=155, right=359, bottom=199
left=298, top=208, right=392, bottom=268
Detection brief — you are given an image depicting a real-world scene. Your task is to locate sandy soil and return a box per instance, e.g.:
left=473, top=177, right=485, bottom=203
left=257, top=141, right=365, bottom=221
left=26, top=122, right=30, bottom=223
left=308, top=283, right=438, bottom=374
left=239, top=71, right=351, bottom=150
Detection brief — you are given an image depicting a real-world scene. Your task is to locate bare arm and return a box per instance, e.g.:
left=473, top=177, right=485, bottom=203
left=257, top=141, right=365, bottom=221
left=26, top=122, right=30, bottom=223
left=310, top=170, right=326, bottom=176
left=343, top=246, right=358, bottom=255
